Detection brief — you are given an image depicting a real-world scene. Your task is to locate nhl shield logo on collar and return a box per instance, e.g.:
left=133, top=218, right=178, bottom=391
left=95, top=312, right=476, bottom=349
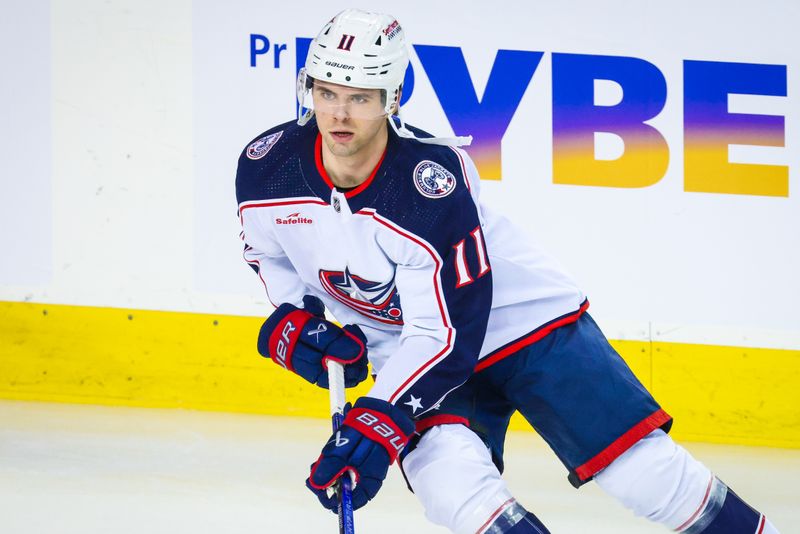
left=413, top=161, right=457, bottom=199
left=247, top=131, right=283, bottom=160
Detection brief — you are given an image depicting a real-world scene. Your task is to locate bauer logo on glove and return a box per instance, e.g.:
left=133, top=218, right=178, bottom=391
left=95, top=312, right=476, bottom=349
left=306, top=397, right=415, bottom=512
left=257, top=295, right=369, bottom=388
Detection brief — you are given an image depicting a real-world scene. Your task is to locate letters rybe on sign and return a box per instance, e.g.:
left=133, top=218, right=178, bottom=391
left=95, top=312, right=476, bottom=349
left=249, top=37, right=789, bottom=195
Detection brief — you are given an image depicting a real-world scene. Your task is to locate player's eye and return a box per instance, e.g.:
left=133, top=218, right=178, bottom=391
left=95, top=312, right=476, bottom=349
left=319, top=90, right=335, bottom=100
left=351, top=95, right=369, bottom=104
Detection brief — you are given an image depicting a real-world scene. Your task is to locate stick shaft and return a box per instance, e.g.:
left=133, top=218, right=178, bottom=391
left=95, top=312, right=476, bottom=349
left=327, top=361, right=355, bottom=534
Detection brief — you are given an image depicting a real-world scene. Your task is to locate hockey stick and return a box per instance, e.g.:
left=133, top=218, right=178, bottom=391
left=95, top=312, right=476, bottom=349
left=327, top=360, right=355, bottom=534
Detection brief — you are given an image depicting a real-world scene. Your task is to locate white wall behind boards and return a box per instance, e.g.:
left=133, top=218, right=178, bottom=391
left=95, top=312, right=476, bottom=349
left=1, top=0, right=51, bottom=287
left=1, top=0, right=798, bottom=349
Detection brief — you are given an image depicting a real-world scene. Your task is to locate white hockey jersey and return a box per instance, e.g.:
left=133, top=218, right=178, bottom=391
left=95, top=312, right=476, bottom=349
left=236, top=119, right=586, bottom=419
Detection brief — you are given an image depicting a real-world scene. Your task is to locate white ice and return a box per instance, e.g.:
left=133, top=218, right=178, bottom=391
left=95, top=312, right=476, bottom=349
left=1, top=400, right=797, bottom=534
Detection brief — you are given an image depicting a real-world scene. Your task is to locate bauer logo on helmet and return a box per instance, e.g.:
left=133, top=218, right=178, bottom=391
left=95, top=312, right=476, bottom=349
left=324, top=61, right=356, bottom=70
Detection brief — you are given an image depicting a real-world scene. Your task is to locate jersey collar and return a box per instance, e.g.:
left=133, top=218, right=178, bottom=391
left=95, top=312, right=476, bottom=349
left=314, top=133, right=387, bottom=199
left=298, top=123, right=399, bottom=214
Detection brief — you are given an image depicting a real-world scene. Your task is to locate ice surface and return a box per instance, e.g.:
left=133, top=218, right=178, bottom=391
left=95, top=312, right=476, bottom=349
left=0, top=401, right=796, bottom=533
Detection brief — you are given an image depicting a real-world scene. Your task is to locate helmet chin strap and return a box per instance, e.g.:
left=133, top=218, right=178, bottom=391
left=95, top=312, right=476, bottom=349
left=387, top=110, right=473, bottom=147
left=384, top=94, right=472, bottom=146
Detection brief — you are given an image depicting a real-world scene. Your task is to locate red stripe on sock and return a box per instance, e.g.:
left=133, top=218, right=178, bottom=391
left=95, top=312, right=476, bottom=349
left=676, top=474, right=714, bottom=531
left=476, top=497, right=516, bottom=534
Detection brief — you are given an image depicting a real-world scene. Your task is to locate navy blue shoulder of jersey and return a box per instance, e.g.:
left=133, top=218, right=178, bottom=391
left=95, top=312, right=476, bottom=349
left=372, top=124, right=491, bottom=419
left=371, top=123, right=479, bottom=255
left=235, top=118, right=317, bottom=206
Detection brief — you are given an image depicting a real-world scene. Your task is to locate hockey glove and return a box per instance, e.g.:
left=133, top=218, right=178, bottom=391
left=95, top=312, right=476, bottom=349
left=257, top=295, right=368, bottom=388
left=306, top=397, right=415, bottom=512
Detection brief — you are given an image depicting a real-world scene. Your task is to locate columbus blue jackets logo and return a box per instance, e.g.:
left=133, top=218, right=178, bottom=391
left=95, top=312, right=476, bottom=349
left=413, top=161, right=456, bottom=199
left=246, top=131, right=283, bottom=160
left=319, top=267, right=403, bottom=325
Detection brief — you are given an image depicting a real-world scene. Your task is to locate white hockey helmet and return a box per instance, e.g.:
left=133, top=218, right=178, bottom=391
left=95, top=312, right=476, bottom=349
left=298, top=9, right=407, bottom=123
left=297, top=9, right=471, bottom=146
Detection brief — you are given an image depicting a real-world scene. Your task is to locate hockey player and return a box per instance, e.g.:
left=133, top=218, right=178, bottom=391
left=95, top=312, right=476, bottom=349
left=236, top=9, right=780, bottom=534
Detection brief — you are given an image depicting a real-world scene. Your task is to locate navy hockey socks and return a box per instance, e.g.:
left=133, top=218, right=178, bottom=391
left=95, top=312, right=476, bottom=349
left=685, top=482, right=767, bottom=534
left=505, top=512, right=550, bottom=534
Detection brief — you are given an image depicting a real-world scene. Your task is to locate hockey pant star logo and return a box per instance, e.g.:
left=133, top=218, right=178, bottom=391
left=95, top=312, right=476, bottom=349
left=404, top=394, right=423, bottom=414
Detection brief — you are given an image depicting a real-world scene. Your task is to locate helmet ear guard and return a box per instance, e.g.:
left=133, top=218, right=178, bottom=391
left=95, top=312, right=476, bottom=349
left=297, top=9, right=472, bottom=146
left=296, top=68, right=314, bottom=126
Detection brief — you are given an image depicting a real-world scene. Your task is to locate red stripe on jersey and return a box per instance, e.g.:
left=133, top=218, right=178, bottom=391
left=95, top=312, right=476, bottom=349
left=241, top=247, right=278, bottom=308
left=354, top=209, right=454, bottom=403
left=239, top=198, right=325, bottom=307
left=315, top=134, right=387, bottom=198
left=314, top=134, right=335, bottom=190
left=401, top=336, right=452, bottom=398
left=448, top=146, right=472, bottom=193
left=355, top=209, right=451, bottom=330
left=475, top=300, right=590, bottom=372
left=573, top=408, right=673, bottom=482
left=388, top=338, right=454, bottom=404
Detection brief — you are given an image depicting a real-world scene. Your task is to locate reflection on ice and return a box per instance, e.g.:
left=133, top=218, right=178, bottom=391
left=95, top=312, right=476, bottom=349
left=0, top=401, right=796, bottom=534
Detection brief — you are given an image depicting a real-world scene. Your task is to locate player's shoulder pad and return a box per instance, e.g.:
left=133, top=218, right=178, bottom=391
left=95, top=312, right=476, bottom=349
left=375, top=123, right=479, bottom=250
left=391, top=123, right=471, bottom=201
left=236, top=118, right=313, bottom=205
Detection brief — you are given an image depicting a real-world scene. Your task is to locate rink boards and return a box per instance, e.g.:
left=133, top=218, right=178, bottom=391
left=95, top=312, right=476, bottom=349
left=1, top=300, right=797, bottom=449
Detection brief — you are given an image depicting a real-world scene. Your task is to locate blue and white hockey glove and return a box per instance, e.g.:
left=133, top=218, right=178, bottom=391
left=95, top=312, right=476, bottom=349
left=306, top=397, right=415, bottom=512
left=257, top=295, right=368, bottom=388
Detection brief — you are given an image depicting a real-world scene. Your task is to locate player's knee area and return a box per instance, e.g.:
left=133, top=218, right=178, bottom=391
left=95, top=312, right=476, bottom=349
left=402, top=424, right=513, bottom=534
left=594, top=429, right=712, bottom=530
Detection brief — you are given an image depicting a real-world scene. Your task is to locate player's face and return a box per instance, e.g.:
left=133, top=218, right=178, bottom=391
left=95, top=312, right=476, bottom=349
left=312, top=81, right=388, bottom=158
